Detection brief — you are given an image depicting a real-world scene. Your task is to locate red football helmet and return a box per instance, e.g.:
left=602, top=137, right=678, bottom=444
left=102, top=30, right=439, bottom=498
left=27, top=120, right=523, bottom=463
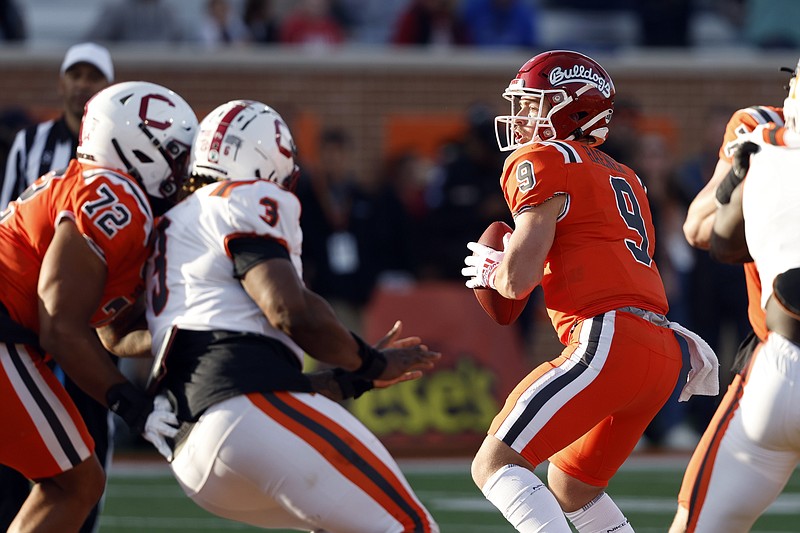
left=495, top=50, right=615, bottom=151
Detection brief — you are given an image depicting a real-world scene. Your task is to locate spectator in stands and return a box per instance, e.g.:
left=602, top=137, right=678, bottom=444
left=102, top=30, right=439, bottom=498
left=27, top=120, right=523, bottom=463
left=0, top=42, right=116, bottom=533
left=0, top=0, right=25, bottom=42
left=598, top=97, right=642, bottom=166
left=742, top=0, right=800, bottom=49
left=196, top=0, right=250, bottom=48
left=297, top=127, right=413, bottom=334
left=677, top=106, right=751, bottom=434
left=423, top=102, right=508, bottom=280
left=634, top=0, right=692, bottom=47
left=460, top=0, right=537, bottom=49
left=243, top=0, right=280, bottom=44
left=538, top=0, right=638, bottom=51
left=391, top=0, right=471, bottom=47
left=338, top=0, right=409, bottom=44
left=634, top=131, right=700, bottom=450
left=382, top=151, right=432, bottom=226
left=2, top=42, right=113, bottom=207
left=279, top=0, right=345, bottom=49
left=85, top=0, right=185, bottom=43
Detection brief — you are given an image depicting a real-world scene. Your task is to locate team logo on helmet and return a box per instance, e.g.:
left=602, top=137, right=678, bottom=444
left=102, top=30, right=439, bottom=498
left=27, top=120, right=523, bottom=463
left=548, top=65, right=612, bottom=98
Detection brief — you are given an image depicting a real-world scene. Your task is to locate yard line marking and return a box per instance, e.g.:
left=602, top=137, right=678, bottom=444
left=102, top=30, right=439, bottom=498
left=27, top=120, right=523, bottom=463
left=99, top=516, right=252, bottom=529
left=106, top=484, right=185, bottom=497
left=428, top=494, right=800, bottom=515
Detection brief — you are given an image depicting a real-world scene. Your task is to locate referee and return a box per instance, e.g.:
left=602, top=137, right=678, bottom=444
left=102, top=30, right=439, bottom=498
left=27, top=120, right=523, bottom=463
left=1, top=42, right=113, bottom=206
left=0, top=42, right=114, bottom=533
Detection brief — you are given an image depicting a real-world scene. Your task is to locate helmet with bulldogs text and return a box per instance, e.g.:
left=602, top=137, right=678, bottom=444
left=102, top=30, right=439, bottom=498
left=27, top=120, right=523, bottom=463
left=189, top=100, right=299, bottom=192
left=495, top=50, right=615, bottom=151
left=78, top=81, right=198, bottom=214
left=784, top=58, right=800, bottom=134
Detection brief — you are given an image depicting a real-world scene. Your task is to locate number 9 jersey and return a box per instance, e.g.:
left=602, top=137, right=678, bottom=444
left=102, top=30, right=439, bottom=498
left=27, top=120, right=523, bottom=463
left=0, top=160, right=154, bottom=335
left=501, top=140, right=669, bottom=343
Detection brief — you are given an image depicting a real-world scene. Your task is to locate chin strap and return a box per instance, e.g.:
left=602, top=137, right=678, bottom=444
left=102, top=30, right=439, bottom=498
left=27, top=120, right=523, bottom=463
left=111, top=138, right=144, bottom=184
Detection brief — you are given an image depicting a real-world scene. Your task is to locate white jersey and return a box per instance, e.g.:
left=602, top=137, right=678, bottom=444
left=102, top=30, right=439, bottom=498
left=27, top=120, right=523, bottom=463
left=145, top=178, right=304, bottom=361
left=692, top=145, right=800, bottom=529
left=742, top=143, right=800, bottom=308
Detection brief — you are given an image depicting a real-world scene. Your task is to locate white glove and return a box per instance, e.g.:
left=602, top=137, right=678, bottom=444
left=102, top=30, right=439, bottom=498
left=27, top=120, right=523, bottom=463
left=142, top=394, right=179, bottom=462
left=752, top=122, right=800, bottom=148
left=462, top=233, right=509, bottom=289
left=731, top=122, right=800, bottom=149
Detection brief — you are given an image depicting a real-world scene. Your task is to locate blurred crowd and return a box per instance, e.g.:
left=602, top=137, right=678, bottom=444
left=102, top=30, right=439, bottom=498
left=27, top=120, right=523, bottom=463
left=0, top=89, right=752, bottom=455
left=3, top=0, right=800, bottom=51
left=0, top=0, right=771, bottom=454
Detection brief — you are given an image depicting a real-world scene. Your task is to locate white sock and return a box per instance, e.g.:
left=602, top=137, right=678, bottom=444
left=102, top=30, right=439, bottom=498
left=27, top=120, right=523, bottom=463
left=481, top=464, right=572, bottom=533
left=564, top=492, right=634, bottom=533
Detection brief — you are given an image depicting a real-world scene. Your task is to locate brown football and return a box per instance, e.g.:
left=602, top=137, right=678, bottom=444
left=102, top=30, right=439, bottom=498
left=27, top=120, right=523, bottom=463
left=472, top=221, right=530, bottom=325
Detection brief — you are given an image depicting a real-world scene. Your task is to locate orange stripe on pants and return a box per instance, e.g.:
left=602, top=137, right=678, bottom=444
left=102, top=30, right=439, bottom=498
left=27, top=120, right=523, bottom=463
left=248, top=392, right=432, bottom=533
left=682, top=345, right=761, bottom=532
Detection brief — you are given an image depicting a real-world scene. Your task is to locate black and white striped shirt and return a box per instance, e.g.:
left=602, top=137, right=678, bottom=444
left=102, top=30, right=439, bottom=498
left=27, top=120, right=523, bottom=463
left=1, top=116, right=76, bottom=209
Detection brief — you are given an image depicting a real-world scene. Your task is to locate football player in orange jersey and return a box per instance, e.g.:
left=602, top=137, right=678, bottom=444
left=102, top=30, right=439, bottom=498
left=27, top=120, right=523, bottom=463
left=0, top=81, right=197, bottom=532
left=462, top=50, right=718, bottom=532
left=671, top=67, right=797, bottom=532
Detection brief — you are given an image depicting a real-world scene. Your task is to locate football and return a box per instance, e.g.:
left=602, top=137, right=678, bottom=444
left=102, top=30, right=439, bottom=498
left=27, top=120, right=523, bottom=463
left=472, top=221, right=530, bottom=325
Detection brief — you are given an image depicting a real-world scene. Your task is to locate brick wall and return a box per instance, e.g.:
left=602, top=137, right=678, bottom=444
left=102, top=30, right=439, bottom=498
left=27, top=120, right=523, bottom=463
left=0, top=46, right=793, bottom=180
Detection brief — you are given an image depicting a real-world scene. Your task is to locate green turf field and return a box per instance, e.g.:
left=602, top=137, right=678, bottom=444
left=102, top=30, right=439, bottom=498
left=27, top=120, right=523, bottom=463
left=100, top=454, right=800, bottom=532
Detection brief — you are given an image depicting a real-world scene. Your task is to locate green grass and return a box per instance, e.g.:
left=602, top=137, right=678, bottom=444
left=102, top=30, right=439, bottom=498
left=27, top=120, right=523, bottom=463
left=99, top=454, right=800, bottom=532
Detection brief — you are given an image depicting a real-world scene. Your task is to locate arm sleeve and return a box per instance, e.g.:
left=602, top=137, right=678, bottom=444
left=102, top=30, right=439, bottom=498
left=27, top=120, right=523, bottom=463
left=228, top=236, right=290, bottom=278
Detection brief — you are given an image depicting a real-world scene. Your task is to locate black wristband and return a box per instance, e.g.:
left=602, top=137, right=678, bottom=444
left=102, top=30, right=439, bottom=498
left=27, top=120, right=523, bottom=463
left=106, top=381, right=152, bottom=433
left=332, top=368, right=375, bottom=399
left=715, top=167, right=745, bottom=206
left=350, top=333, right=388, bottom=380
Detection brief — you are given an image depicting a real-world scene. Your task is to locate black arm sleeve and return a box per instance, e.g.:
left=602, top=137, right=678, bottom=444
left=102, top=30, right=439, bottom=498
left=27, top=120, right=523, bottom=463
left=228, top=237, right=290, bottom=279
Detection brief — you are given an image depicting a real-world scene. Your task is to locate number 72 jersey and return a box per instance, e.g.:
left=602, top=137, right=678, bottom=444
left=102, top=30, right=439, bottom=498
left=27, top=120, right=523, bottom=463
left=501, top=140, right=669, bottom=343
left=0, top=160, right=154, bottom=333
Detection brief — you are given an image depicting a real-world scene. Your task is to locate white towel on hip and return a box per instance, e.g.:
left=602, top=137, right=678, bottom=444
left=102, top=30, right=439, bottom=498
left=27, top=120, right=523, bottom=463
left=668, top=321, right=719, bottom=401
left=619, top=307, right=719, bottom=402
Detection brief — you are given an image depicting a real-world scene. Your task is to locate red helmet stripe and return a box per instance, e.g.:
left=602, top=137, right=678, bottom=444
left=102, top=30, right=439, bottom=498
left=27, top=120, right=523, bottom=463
left=209, top=102, right=249, bottom=159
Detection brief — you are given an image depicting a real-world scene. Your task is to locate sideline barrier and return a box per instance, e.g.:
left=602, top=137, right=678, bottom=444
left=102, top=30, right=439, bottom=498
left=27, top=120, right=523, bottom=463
left=358, top=281, right=529, bottom=457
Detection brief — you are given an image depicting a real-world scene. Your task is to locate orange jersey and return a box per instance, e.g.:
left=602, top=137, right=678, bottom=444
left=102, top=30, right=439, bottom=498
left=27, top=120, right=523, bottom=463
left=501, top=140, right=668, bottom=342
left=744, top=262, right=767, bottom=341
left=717, top=106, right=782, bottom=341
left=0, top=159, right=153, bottom=336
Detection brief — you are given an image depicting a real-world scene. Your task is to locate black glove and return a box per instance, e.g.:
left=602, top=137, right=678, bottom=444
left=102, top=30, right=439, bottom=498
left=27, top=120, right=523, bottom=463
left=106, top=381, right=153, bottom=434
left=716, top=141, right=761, bottom=205
left=331, top=368, right=375, bottom=399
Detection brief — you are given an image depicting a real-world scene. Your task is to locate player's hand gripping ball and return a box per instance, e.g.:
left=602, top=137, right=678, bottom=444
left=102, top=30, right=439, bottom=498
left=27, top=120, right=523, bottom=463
left=464, top=221, right=530, bottom=325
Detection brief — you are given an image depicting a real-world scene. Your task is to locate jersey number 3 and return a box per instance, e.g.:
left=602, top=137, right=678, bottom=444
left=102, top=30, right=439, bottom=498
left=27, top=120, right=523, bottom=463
left=610, top=177, right=652, bottom=266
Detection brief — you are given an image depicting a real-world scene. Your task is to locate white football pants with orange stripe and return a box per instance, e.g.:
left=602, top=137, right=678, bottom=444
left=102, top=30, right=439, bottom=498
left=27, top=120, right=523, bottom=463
left=170, top=392, right=439, bottom=533
left=684, top=332, right=800, bottom=532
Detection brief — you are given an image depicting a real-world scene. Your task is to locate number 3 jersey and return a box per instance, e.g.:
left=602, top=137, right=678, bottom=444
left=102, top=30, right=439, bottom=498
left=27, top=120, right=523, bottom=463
left=0, top=160, right=153, bottom=334
left=501, top=140, right=669, bottom=343
left=145, top=179, right=305, bottom=363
